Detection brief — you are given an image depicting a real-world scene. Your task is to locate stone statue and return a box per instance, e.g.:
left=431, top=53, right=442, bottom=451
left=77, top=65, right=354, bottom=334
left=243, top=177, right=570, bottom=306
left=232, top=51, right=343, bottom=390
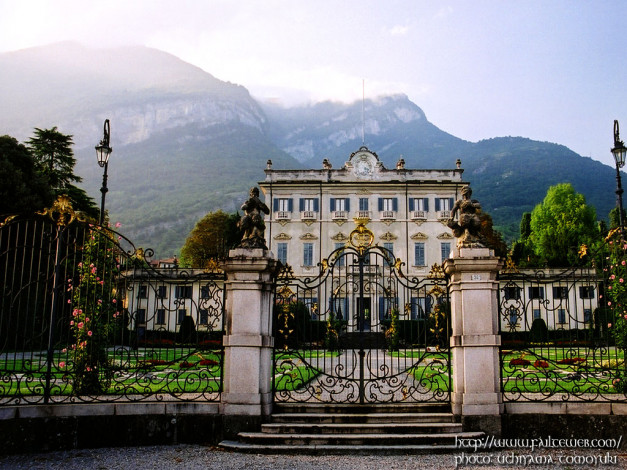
left=237, top=187, right=270, bottom=249
left=447, top=185, right=484, bottom=248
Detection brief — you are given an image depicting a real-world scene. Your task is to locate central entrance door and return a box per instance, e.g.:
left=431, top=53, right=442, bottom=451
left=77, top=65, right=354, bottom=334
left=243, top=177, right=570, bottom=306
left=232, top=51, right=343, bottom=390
left=272, top=223, right=450, bottom=404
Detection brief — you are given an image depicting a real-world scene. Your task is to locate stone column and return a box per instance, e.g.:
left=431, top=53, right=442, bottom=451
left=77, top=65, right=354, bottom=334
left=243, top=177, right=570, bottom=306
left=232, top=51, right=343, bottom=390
left=221, top=248, right=277, bottom=419
left=443, top=246, right=503, bottom=434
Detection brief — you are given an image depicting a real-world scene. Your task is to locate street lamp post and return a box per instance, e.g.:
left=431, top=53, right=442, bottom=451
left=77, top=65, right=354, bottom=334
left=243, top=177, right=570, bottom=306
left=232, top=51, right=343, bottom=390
left=95, top=119, right=112, bottom=225
left=612, top=120, right=627, bottom=238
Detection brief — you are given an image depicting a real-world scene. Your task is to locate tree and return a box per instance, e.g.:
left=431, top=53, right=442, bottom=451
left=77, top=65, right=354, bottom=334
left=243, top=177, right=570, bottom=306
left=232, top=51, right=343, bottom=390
left=26, top=127, right=98, bottom=219
left=528, top=183, right=598, bottom=267
left=180, top=210, right=240, bottom=267
left=479, top=211, right=508, bottom=259
left=0, top=135, right=52, bottom=215
left=27, top=127, right=80, bottom=189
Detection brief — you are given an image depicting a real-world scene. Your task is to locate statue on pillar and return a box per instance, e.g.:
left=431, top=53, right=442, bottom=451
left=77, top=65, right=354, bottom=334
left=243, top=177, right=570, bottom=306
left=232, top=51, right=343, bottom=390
left=447, top=185, right=484, bottom=248
left=237, top=187, right=270, bottom=249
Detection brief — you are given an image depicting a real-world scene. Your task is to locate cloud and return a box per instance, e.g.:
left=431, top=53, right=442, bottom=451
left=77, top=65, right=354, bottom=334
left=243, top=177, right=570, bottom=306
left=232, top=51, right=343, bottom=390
left=388, top=25, right=409, bottom=36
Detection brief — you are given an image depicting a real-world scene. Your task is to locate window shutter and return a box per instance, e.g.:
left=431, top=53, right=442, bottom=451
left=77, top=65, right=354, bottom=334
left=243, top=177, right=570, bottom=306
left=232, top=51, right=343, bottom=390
left=299, top=198, right=304, bottom=212
left=288, top=199, right=293, bottom=212
left=449, top=198, right=455, bottom=209
left=392, top=198, right=398, bottom=212
left=330, top=198, right=336, bottom=212
left=314, top=198, right=319, bottom=212
left=435, top=198, right=441, bottom=212
left=273, top=199, right=279, bottom=211
left=423, top=198, right=429, bottom=212
left=408, top=198, right=415, bottom=211
left=425, top=297, right=432, bottom=315
left=378, top=198, right=384, bottom=211
left=345, top=198, right=350, bottom=212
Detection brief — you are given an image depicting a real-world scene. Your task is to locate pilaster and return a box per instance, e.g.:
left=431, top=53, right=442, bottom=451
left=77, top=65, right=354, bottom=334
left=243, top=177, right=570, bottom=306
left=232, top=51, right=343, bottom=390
left=444, top=247, right=504, bottom=420
left=220, top=248, right=278, bottom=417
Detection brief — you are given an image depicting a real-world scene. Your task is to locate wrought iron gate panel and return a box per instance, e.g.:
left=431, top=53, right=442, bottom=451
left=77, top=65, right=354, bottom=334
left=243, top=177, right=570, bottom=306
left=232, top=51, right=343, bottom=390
left=0, top=205, right=225, bottom=405
left=273, top=235, right=450, bottom=404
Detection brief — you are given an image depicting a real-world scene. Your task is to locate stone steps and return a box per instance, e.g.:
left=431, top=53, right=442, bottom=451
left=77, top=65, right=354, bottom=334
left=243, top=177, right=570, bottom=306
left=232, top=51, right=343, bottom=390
left=219, top=403, right=482, bottom=454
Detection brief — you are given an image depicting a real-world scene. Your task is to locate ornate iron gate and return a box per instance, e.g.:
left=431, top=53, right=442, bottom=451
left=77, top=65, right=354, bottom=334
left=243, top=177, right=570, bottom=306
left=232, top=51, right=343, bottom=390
left=0, top=198, right=225, bottom=405
left=273, top=223, right=450, bottom=404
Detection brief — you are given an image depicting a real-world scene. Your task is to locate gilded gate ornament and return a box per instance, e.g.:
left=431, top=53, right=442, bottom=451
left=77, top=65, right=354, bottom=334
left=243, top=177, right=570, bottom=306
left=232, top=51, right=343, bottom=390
left=349, top=219, right=374, bottom=254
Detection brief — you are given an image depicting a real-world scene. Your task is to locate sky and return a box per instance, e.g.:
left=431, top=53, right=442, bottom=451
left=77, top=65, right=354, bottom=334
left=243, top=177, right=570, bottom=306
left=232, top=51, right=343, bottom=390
left=1, top=0, right=626, bottom=167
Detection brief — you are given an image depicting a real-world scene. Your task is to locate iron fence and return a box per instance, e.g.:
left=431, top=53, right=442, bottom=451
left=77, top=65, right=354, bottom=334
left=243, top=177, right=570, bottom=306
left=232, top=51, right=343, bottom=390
left=0, top=210, right=225, bottom=405
left=498, top=260, right=624, bottom=402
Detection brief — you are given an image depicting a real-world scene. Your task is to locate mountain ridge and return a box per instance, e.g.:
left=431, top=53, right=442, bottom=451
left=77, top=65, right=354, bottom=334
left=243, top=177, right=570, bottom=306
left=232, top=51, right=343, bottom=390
left=0, top=43, right=620, bottom=255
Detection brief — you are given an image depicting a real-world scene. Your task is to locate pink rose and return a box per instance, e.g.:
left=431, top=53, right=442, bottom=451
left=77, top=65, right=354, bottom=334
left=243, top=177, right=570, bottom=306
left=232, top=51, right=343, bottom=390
left=78, top=322, right=84, bottom=329
left=87, top=331, right=93, bottom=336
left=59, top=362, right=65, bottom=368
left=115, top=222, right=122, bottom=228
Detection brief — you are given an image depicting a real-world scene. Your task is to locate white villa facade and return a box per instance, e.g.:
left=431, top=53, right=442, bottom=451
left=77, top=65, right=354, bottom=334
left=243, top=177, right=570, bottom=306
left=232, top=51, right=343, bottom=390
left=259, top=146, right=465, bottom=279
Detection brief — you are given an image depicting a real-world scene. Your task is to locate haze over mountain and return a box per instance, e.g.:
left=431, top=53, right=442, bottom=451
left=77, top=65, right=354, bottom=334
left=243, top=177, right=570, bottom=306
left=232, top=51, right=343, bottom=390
left=0, top=43, right=619, bottom=257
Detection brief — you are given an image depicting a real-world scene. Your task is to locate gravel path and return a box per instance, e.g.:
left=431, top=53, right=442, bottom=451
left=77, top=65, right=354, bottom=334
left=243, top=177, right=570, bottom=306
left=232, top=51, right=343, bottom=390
left=1, top=445, right=626, bottom=470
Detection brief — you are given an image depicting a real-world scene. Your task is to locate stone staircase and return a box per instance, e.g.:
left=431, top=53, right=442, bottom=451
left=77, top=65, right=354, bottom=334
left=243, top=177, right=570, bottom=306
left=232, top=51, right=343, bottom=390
left=219, top=403, right=484, bottom=454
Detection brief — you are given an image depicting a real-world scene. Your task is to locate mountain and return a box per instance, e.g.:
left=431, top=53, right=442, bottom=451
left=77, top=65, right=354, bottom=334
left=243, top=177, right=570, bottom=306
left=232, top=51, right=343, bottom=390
left=0, top=43, right=620, bottom=255
left=0, top=43, right=301, bottom=256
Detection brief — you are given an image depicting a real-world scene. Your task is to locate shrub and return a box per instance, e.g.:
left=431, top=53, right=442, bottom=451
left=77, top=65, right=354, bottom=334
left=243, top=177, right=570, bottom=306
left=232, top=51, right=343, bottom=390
left=533, top=359, right=549, bottom=368
left=509, top=358, right=531, bottom=367
left=529, top=318, right=549, bottom=343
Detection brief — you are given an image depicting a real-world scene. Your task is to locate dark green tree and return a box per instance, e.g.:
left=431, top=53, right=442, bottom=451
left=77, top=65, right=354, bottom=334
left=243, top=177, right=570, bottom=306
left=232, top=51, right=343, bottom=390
left=180, top=210, right=240, bottom=267
left=26, top=127, right=98, bottom=218
left=27, top=127, right=80, bottom=189
left=520, top=212, right=532, bottom=240
left=0, top=135, right=52, bottom=215
left=529, top=183, right=598, bottom=267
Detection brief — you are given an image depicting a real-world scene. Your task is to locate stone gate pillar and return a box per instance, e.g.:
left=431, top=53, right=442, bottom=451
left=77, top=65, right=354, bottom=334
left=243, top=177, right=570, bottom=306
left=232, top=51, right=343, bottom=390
left=443, top=246, right=503, bottom=434
left=221, top=248, right=277, bottom=420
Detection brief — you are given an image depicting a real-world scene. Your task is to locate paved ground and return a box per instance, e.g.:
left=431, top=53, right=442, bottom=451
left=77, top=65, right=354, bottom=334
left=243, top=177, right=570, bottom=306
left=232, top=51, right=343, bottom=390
left=1, top=445, right=626, bottom=470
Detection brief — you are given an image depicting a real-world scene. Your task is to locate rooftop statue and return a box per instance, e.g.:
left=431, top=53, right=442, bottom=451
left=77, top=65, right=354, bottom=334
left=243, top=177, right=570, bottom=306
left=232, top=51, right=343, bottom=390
left=447, top=185, right=484, bottom=248
left=237, top=187, right=270, bottom=249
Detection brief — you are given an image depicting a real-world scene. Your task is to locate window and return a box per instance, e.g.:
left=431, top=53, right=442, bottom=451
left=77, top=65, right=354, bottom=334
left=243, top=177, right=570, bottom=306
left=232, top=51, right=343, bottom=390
left=137, top=308, right=146, bottom=324
left=330, top=198, right=350, bottom=212
left=359, top=198, right=369, bottom=211
left=553, top=286, right=568, bottom=299
left=508, top=307, right=518, bottom=328
left=329, top=297, right=349, bottom=320
left=383, top=242, right=394, bottom=266
left=533, top=309, right=541, bottom=320
left=177, top=309, right=187, bottom=324
left=441, top=242, right=451, bottom=263
left=156, top=309, right=166, bottom=325
left=303, top=243, right=314, bottom=266
left=299, top=198, right=319, bottom=212
left=378, top=197, right=398, bottom=212
left=409, top=198, right=429, bottom=212
left=137, top=285, right=147, bottom=299
left=579, top=286, right=595, bottom=299
left=300, top=297, right=318, bottom=320
left=528, top=287, right=545, bottom=299
left=503, top=286, right=521, bottom=300
left=435, top=198, right=454, bottom=211
left=277, top=243, right=288, bottom=265
left=378, top=297, right=398, bottom=321
left=199, top=309, right=208, bottom=325
left=414, top=242, right=425, bottom=266
left=273, top=198, right=293, bottom=212
left=200, top=285, right=210, bottom=299
left=557, top=309, right=566, bottom=324
left=584, top=309, right=592, bottom=323
left=175, top=285, right=192, bottom=299
left=334, top=242, right=345, bottom=267
left=410, top=297, right=431, bottom=319
left=156, top=286, right=167, bottom=299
